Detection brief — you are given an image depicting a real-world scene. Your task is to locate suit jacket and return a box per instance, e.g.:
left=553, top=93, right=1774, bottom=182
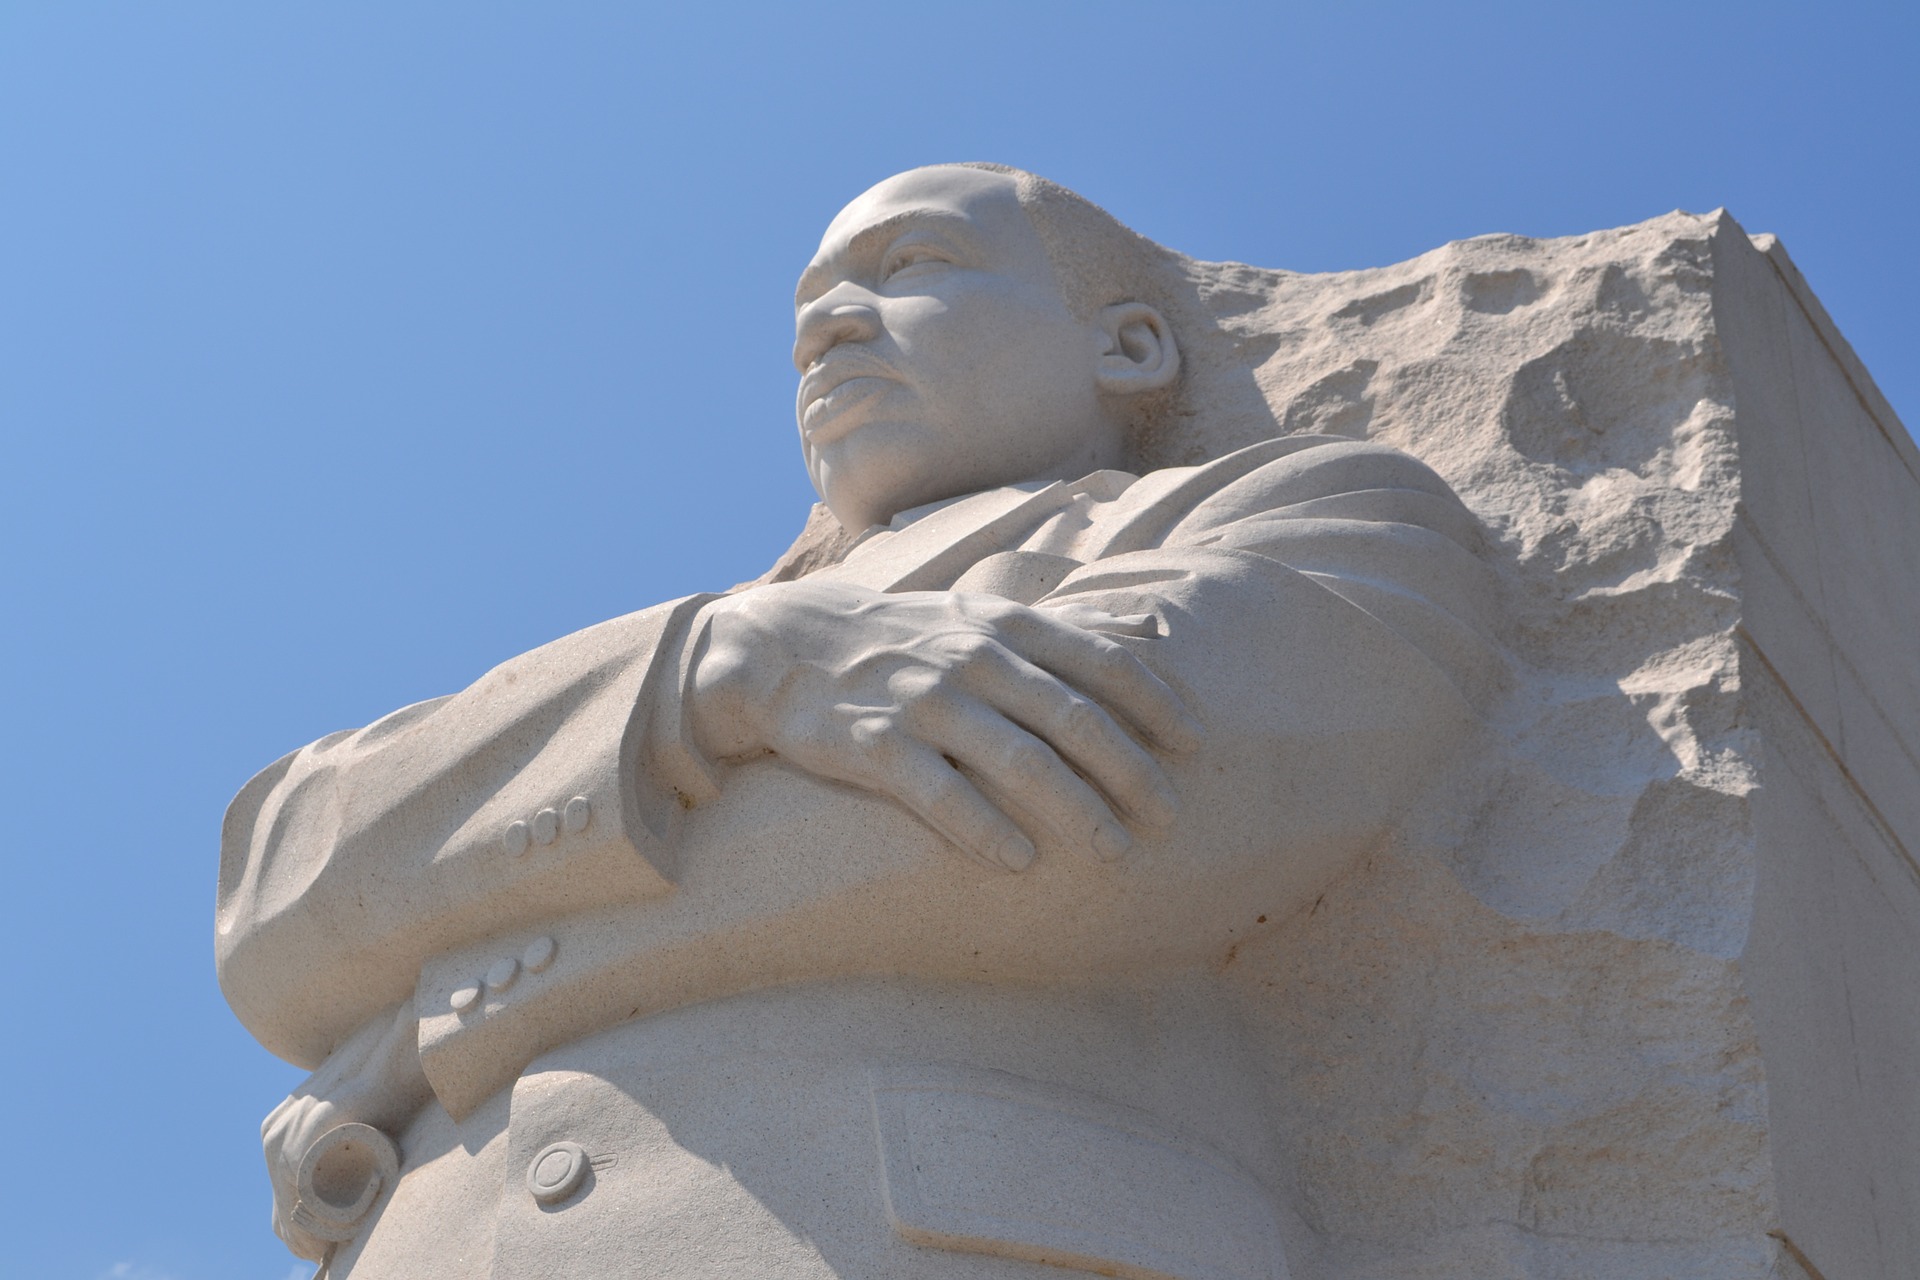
left=219, top=434, right=1500, bottom=1121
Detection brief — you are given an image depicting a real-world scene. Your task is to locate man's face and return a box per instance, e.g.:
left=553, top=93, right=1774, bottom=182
left=794, top=166, right=1121, bottom=530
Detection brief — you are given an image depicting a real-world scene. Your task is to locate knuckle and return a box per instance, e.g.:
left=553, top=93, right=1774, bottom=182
left=847, top=713, right=898, bottom=751
left=951, top=630, right=998, bottom=663
left=1061, top=697, right=1102, bottom=738
left=1001, top=741, right=1052, bottom=776
left=919, top=634, right=974, bottom=668
left=922, top=774, right=972, bottom=824
left=886, top=666, right=942, bottom=702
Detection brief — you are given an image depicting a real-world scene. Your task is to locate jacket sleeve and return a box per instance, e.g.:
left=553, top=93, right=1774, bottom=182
left=216, top=593, right=716, bottom=1068
left=1152, top=436, right=1503, bottom=707
left=959, top=436, right=1503, bottom=708
left=931, top=436, right=1502, bottom=903
left=1013, top=436, right=1504, bottom=912
left=376, top=439, right=1506, bottom=1114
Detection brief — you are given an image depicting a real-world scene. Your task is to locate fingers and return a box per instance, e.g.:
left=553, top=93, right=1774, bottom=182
left=847, top=716, right=1037, bottom=872
left=712, top=586, right=1205, bottom=873
left=991, top=608, right=1204, bottom=754
left=946, top=644, right=1178, bottom=835
left=912, top=690, right=1144, bottom=862
left=825, top=665, right=1164, bottom=868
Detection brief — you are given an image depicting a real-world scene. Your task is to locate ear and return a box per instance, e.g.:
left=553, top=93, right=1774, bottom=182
left=1093, top=302, right=1180, bottom=396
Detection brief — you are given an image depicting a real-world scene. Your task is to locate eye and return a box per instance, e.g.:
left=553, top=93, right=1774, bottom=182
left=881, top=244, right=948, bottom=282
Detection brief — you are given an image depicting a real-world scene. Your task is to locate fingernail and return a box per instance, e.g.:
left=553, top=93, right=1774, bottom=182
left=1092, top=822, right=1132, bottom=861
left=995, top=834, right=1036, bottom=872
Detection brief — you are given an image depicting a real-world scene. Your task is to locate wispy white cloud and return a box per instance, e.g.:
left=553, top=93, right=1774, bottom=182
left=101, top=1265, right=176, bottom=1280
left=99, top=1260, right=313, bottom=1280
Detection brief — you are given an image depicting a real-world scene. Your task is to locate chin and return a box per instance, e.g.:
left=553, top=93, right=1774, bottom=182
left=810, top=420, right=959, bottom=530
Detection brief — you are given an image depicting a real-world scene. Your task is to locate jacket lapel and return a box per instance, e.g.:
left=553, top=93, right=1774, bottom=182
left=822, top=482, right=1084, bottom=593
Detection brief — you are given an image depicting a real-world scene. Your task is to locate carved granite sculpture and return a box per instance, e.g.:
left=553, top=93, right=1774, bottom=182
left=219, top=164, right=1920, bottom=1280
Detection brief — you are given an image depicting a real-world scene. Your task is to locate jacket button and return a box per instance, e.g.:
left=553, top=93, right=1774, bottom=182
left=527, top=1141, right=589, bottom=1204
left=531, top=808, right=560, bottom=846
left=486, top=956, right=520, bottom=993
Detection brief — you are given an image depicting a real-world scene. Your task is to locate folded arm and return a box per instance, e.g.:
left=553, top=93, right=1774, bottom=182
left=680, top=437, right=1501, bottom=881
left=217, top=593, right=716, bottom=1069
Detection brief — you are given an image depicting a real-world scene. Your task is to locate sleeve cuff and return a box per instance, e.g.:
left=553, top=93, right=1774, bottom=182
left=642, top=593, right=727, bottom=817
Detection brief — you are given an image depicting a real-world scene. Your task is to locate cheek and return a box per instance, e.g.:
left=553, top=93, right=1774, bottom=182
left=893, top=289, right=1090, bottom=404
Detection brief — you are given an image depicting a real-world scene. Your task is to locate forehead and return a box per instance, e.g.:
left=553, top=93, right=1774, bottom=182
left=797, top=167, right=1041, bottom=301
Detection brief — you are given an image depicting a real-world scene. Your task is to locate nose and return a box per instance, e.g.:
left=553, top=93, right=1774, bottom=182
left=793, top=285, right=881, bottom=371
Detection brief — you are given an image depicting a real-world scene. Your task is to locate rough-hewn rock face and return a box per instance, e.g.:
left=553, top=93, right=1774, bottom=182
left=232, top=179, right=1917, bottom=1278
left=1174, top=213, right=1911, bottom=1279
left=749, top=209, right=1916, bottom=1278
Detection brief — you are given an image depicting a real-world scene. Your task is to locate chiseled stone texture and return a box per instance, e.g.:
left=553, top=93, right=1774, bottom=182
left=671, top=207, right=1915, bottom=1277
left=231, top=189, right=1918, bottom=1280
left=1144, top=211, right=1915, bottom=1279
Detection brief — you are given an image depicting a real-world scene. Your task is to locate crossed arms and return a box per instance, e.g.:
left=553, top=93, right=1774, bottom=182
left=220, top=435, right=1499, bottom=1074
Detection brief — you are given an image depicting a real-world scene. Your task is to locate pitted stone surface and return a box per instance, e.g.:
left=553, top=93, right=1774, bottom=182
left=222, top=166, right=1915, bottom=1280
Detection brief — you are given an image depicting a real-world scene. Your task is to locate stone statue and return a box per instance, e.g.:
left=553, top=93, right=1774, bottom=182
left=220, top=164, right=1920, bottom=1279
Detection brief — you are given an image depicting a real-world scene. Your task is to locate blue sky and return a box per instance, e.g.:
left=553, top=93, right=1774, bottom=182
left=1, top=3, right=1912, bottom=1275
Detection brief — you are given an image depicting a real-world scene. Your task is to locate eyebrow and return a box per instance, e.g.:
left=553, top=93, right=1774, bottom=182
left=794, top=208, right=975, bottom=307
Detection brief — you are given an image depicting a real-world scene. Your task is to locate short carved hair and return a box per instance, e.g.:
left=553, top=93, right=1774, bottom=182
left=949, top=162, right=1184, bottom=322
left=946, top=162, right=1194, bottom=461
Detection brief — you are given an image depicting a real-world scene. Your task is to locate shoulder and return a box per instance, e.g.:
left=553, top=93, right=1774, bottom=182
left=1174, top=437, right=1472, bottom=538
left=1097, top=435, right=1481, bottom=556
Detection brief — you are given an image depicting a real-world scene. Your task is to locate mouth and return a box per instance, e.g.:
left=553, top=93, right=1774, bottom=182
left=798, top=356, right=901, bottom=443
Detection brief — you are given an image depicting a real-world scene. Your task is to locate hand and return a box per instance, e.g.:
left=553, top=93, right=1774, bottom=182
left=686, top=581, right=1202, bottom=871
left=261, top=1002, right=430, bottom=1260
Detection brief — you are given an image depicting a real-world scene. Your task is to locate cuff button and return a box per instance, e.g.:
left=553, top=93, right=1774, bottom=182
left=531, top=808, right=559, bottom=846
left=502, top=821, right=530, bottom=857
left=562, top=795, right=591, bottom=834
left=485, top=956, right=520, bottom=993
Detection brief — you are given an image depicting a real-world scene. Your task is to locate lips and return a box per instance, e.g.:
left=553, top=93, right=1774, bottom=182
left=798, top=353, right=900, bottom=442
